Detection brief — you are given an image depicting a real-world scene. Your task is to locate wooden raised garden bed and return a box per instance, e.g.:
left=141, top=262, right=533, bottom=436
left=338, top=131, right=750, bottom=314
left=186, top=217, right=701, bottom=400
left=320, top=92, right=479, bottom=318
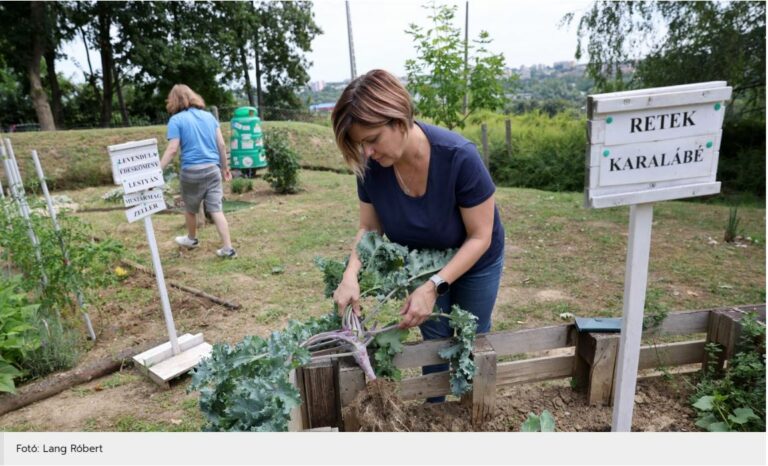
left=289, top=304, right=765, bottom=431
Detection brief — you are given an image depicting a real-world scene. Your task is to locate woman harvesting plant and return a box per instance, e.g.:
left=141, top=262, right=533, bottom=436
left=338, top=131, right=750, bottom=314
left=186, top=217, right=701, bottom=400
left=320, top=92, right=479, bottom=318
left=330, top=69, right=505, bottom=402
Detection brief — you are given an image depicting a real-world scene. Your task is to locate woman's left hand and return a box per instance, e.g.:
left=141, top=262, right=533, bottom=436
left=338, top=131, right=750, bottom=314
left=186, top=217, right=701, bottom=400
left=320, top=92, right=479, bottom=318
left=398, top=283, right=437, bottom=329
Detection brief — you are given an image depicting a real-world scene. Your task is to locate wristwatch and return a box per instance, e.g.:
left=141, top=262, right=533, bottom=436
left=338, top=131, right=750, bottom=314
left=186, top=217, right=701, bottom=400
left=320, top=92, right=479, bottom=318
left=429, top=274, right=450, bottom=296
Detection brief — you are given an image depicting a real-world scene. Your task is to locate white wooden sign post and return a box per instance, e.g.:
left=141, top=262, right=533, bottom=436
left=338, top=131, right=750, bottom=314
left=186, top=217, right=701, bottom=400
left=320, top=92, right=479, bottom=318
left=585, top=82, right=731, bottom=431
left=107, top=139, right=211, bottom=388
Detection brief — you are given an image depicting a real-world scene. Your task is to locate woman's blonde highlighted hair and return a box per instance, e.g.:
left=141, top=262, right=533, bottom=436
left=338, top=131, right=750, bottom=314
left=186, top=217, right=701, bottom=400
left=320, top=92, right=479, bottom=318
left=166, top=84, right=206, bottom=115
left=331, top=69, right=414, bottom=178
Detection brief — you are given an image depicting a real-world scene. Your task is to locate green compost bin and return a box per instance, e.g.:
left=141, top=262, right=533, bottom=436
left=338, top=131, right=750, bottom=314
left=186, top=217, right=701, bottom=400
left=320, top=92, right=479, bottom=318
left=229, top=106, right=266, bottom=171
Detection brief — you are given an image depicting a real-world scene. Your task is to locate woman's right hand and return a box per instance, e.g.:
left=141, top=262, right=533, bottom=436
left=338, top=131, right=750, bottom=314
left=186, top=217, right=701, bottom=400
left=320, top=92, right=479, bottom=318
left=333, top=275, right=361, bottom=317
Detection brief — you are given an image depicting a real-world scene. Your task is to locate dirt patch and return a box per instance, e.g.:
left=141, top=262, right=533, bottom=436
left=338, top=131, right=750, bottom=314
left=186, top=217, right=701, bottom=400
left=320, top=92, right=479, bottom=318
left=534, top=289, right=570, bottom=302
left=351, top=375, right=697, bottom=432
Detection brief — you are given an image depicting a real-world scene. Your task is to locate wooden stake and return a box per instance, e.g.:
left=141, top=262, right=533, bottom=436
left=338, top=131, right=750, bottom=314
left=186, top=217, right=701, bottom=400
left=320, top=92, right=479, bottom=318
left=301, top=358, right=340, bottom=429
left=469, top=336, right=497, bottom=425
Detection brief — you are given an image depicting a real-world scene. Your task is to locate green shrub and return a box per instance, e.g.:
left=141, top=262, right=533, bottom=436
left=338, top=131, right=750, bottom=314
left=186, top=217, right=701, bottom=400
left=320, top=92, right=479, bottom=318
left=20, top=310, right=81, bottom=381
left=0, top=275, right=41, bottom=393
left=0, top=199, right=123, bottom=313
left=263, top=129, right=301, bottom=194
left=457, top=111, right=586, bottom=191
left=230, top=177, right=253, bottom=194
left=719, top=119, right=766, bottom=197
left=724, top=207, right=741, bottom=243
left=691, top=313, right=766, bottom=432
left=0, top=199, right=123, bottom=381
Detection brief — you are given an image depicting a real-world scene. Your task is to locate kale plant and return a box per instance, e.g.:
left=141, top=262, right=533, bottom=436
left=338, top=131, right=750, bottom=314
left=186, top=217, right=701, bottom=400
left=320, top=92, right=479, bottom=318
left=191, top=232, right=479, bottom=431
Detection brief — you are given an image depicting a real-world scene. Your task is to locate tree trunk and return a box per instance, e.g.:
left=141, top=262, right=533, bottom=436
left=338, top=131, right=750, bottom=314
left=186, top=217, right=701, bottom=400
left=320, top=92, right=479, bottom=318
left=44, top=48, right=65, bottom=129
left=113, top=63, right=130, bottom=126
left=0, top=340, right=161, bottom=417
left=79, top=25, right=102, bottom=107
left=97, top=2, right=113, bottom=128
left=28, top=2, right=56, bottom=131
left=254, top=35, right=263, bottom=110
left=239, top=44, right=255, bottom=107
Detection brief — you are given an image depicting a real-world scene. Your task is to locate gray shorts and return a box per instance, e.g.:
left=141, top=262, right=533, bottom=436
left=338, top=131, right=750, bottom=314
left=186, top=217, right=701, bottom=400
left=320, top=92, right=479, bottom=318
left=180, top=165, right=223, bottom=214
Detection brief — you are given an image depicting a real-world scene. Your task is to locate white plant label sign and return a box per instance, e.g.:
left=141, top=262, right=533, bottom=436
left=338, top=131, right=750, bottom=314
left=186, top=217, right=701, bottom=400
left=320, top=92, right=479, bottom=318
left=125, top=198, right=167, bottom=223
left=123, top=188, right=165, bottom=208
left=108, top=138, right=161, bottom=185
left=586, top=81, right=732, bottom=209
left=121, top=169, right=164, bottom=195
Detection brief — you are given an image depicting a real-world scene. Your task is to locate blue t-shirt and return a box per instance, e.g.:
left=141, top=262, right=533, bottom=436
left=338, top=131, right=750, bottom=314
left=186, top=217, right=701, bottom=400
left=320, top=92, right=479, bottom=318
left=357, top=121, right=505, bottom=272
left=166, top=108, right=221, bottom=168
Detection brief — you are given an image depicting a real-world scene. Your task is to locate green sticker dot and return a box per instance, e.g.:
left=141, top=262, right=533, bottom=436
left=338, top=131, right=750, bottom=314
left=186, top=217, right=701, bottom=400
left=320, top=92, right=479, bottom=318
left=602, top=150, right=610, bottom=157
left=706, top=141, right=713, bottom=148
left=606, top=116, right=613, bottom=124
left=714, top=103, right=722, bottom=111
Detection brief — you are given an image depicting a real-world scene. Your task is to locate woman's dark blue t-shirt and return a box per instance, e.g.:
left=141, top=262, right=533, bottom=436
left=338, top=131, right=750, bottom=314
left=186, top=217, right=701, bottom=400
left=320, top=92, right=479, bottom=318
left=357, top=121, right=504, bottom=273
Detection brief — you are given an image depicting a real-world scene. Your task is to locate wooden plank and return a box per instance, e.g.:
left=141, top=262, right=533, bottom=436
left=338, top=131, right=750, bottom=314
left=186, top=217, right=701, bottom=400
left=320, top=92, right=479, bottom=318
left=393, top=339, right=452, bottom=369
left=590, top=81, right=726, bottom=101
left=644, top=310, right=709, bottom=336
left=639, top=340, right=705, bottom=370
left=133, top=333, right=204, bottom=367
left=288, top=369, right=304, bottom=432
left=594, top=86, right=732, bottom=114
left=496, top=355, right=574, bottom=387
left=485, top=324, right=574, bottom=357
left=470, top=337, right=497, bottom=426
left=337, top=359, right=366, bottom=407
left=301, top=359, right=339, bottom=429
left=337, top=358, right=365, bottom=432
left=571, top=332, right=591, bottom=391
left=146, top=342, right=212, bottom=388
left=398, top=372, right=450, bottom=401
left=393, top=325, right=574, bottom=369
left=589, top=181, right=721, bottom=209
left=586, top=333, right=620, bottom=406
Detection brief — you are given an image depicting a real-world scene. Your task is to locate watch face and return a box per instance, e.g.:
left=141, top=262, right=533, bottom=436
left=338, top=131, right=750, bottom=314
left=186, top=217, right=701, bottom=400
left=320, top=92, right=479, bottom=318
left=436, top=281, right=450, bottom=295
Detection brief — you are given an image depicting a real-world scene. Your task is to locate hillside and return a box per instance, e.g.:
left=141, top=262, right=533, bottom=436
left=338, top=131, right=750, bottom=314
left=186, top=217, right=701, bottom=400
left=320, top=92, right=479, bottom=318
left=1, top=121, right=346, bottom=190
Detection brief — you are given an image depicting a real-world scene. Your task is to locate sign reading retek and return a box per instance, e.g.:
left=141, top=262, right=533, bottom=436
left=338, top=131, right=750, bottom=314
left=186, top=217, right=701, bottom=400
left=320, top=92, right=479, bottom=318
left=586, top=82, right=732, bottom=208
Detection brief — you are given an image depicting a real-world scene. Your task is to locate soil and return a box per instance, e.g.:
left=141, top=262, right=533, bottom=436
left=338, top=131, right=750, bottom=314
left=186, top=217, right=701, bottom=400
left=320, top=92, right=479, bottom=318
left=348, top=375, right=699, bottom=432
left=0, top=270, right=702, bottom=432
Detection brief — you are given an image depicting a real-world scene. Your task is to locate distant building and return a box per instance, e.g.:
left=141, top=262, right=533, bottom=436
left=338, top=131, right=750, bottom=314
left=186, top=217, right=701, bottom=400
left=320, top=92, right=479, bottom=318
left=310, top=80, right=326, bottom=92
left=553, top=60, right=576, bottom=70
left=309, top=102, right=335, bottom=113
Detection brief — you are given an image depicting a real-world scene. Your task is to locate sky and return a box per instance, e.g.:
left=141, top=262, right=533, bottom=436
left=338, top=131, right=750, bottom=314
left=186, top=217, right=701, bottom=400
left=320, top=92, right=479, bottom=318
left=60, top=0, right=594, bottom=85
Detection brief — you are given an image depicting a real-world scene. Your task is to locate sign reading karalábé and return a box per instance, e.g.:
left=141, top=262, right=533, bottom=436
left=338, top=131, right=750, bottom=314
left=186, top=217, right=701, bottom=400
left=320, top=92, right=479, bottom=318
left=586, top=82, right=731, bottom=208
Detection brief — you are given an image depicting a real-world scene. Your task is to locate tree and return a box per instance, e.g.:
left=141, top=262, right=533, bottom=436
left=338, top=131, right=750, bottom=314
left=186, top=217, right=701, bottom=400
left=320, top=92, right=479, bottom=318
left=405, top=2, right=508, bottom=129
left=564, top=1, right=765, bottom=117
left=0, top=1, right=56, bottom=130
left=251, top=1, right=321, bottom=118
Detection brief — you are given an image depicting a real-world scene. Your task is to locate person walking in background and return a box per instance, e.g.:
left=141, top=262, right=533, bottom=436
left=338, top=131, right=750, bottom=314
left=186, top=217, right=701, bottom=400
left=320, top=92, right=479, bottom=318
left=160, top=84, right=237, bottom=258
left=330, top=69, right=505, bottom=402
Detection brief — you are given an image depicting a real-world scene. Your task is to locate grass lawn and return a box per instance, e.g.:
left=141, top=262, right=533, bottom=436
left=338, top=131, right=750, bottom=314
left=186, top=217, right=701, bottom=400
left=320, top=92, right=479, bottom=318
left=0, top=122, right=764, bottom=431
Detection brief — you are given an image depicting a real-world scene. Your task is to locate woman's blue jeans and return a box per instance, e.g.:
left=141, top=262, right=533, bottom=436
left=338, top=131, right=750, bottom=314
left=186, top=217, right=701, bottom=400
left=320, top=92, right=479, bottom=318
left=418, top=253, right=504, bottom=402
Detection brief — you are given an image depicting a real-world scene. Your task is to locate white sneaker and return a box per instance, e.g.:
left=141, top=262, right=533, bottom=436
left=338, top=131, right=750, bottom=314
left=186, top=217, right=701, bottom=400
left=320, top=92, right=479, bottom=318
left=216, top=247, right=237, bottom=258
left=175, top=236, right=199, bottom=248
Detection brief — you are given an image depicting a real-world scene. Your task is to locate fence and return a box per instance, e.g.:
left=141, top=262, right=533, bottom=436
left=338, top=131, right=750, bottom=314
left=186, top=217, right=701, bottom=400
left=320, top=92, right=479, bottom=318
left=289, top=304, right=765, bottom=431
